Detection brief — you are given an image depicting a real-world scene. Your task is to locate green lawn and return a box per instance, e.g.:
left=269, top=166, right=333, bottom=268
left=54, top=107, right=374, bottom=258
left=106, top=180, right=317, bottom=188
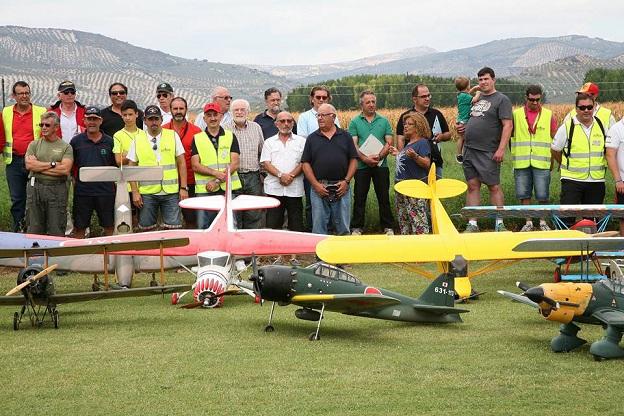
left=0, top=262, right=622, bottom=415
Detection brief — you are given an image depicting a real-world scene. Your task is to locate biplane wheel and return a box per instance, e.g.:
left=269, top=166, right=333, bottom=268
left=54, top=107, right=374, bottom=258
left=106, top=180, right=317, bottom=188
left=13, top=312, right=19, bottom=331
left=171, top=293, right=179, bottom=305
left=554, top=266, right=562, bottom=283
left=264, top=325, right=274, bottom=333
left=308, top=332, right=320, bottom=341
left=52, top=310, right=59, bottom=329
left=149, top=280, right=158, bottom=287
left=92, top=282, right=100, bottom=292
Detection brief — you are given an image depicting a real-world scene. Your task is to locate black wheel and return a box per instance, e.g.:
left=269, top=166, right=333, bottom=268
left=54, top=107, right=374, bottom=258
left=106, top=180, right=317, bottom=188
left=593, top=355, right=605, bottom=362
left=149, top=280, right=158, bottom=287
left=554, top=266, right=562, bottom=283
left=264, top=325, right=274, bottom=333
left=308, top=332, right=320, bottom=341
left=92, top=282, right=100, bottom=292
left=52, top=310, right=59, bottom=329
left=13, top=312, right=19, bottom=331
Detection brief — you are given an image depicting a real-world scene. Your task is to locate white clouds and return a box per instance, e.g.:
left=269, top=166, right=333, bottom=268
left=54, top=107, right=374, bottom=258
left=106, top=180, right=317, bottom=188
left=1, top=0, right=622, bottom=65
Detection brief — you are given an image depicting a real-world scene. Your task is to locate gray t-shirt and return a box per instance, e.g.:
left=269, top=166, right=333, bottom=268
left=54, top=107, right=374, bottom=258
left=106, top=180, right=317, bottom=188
left=464, top=91, right=512, bottom=152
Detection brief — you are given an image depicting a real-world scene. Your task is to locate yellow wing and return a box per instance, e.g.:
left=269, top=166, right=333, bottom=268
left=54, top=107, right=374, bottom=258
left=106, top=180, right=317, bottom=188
left=316, top=230, right=587, bottom=264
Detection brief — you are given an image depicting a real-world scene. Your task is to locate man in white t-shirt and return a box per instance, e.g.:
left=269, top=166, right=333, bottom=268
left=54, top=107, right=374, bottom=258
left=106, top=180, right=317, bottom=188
left=606, top=118, right=624, bottom=235
left=127, top=105, right=188, bottom=230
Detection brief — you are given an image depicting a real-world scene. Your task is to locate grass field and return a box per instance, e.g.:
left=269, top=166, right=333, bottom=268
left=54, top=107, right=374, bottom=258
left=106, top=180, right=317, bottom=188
left=0, top=261, right=623, bottom=415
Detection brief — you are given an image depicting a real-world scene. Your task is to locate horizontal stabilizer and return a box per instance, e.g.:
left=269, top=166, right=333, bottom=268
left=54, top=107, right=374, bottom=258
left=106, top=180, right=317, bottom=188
left=513, top=237, right=624, bottom=253
left=0, top=237, right=190, bottom=258
left=394, top=178, right=467, bottom=200
left=179, top=195, right=280, bottom=211
left=462, top=204, right=624, bottom=219
left=179, top=195, right=225, bottom=211
left=496, top=290, right=539, bottom=308
left=79, top=166, right=163, bottom=182
left=412, top=304, right=468, bottom=314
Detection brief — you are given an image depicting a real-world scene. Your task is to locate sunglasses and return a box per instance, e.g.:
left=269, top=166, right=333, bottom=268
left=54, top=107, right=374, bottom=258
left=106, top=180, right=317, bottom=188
left=215, top=95, right=233, bottom=100
left=61, top=89, right=76, bottom=95
left=157, top=93, right=169, bottom=98
left=38, top=122, right=53, bottom=128
left=527, top=97, right=541, bottom=102
left=316, top=113, right=335, bottom=119
left=151, top=137, right=158, bottom=151
left=110, top=90, right=126, bottom=96
left=577, top=105, right=594, bottom=111
left=314, top=95, right=329, bottom=100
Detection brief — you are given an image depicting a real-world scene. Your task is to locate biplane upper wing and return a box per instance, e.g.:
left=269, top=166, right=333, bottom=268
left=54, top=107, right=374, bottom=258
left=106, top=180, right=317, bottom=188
left=290, top=293, right=401, bottom=313
left=316, top=230, right=586, bottom=264
left=48, top=284, right=192, bottom=304
left=513, top=237, right=624, bottom=253
left=461, top=204, right=624, bottom=219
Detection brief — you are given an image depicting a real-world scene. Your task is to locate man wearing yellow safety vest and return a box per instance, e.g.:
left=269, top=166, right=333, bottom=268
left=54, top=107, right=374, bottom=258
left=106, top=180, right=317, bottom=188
left=564, top=82, right=616, bottom=131
left=127, top=105, right=188, bottom=231
left=552, top=93, right=607, bottom=223
left=510, top=85, right=558, bottom=232
left=0, top=81, right=46, bottom=232
left=191, top=102, right=241, bottom=229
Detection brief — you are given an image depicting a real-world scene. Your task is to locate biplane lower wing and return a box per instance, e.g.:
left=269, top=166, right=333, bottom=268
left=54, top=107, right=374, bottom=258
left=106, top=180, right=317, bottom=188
left=461, top=204, right=624, bottom=219
left=316, top=230, right=587, bottom=264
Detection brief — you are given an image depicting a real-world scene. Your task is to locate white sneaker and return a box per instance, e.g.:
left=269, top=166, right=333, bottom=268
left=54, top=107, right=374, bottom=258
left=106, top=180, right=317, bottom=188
left=351, top=228, right=362, bottom=236
left=384, top=228, right=394, bottom=236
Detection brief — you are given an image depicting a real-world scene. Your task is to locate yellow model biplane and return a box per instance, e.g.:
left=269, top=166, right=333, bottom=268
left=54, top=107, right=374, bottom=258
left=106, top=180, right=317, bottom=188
left=316, top=165, right=586, bottom=299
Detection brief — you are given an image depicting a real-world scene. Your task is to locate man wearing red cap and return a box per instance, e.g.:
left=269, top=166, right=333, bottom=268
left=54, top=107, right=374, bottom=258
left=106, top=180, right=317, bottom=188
left=565, top=82, right=615, bottom=130
left=191, top=102, right=241, bottom=229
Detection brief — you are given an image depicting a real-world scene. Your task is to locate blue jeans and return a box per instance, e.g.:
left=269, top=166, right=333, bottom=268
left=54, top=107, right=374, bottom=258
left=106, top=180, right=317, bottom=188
left=238, top=171, right=264, bottom=229
left=196, top=191, right=221, bottom=229
left=6, top=156, right=29, bottom=232
left=310, top=186, right=351, bottom=235
left=138, top=193, right=181, bottom=230
left=514, top=167, right=551, bottom=201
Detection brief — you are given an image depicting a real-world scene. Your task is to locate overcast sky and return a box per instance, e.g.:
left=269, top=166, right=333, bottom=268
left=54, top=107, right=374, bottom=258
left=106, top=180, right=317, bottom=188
left=2, top=0, right=622, bottom=66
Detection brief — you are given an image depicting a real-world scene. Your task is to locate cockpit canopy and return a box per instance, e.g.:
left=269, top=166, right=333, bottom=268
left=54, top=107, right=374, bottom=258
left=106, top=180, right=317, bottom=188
left=197, top=251, right=231, bottom=268
left=308, top=262, right=360, bottom=284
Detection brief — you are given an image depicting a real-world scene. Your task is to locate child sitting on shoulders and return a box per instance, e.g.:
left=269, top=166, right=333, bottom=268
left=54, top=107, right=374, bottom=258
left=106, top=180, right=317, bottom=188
left=454, top=76, right=481, bottom=163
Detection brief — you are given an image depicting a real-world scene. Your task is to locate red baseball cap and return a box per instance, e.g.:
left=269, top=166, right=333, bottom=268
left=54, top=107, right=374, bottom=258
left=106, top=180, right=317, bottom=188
left=203, top=102, right=222, bottom=113
left=577, top=82, right=599, bottom=96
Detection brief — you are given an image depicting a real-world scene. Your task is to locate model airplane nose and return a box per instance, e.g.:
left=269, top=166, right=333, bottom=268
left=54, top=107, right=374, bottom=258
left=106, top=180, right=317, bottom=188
left=524, top=287, right=558, bottom=309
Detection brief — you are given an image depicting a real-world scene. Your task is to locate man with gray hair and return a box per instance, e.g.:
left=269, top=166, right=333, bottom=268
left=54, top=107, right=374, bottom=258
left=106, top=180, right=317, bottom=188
left=195, top=86, right=233, bottom=130
left=24, top=111, right=73, bottom=235
left=224, top=98, right=264, bottom=228
left=254, top=87, right=297, bottom=139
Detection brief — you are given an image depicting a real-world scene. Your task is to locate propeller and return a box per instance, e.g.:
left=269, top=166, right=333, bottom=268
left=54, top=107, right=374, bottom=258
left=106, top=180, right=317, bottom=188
left=179, top=289, right=241, bottom=309
left=248, top=254, right=263, bottom=305
left=522, top=286, right=559, bottom=309
left=6, top=264, right=58, bottom=296
left=516, top=281, right=531, bottom=292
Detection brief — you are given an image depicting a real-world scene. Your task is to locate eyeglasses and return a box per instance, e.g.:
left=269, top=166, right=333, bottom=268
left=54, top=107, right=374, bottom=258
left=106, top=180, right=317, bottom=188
left=316, top=113, right=335, bottom=119
left=314, top=95, right=329, bottom=100
left=157, top=93, right=169, bottom=98
left=417, top=94, right=431, bottom=99
left=527, top=97, right=541, bottom=102
left=61, top=89, right=76, bottom=95
left=110, top=90, right=126, bottom=96
left=38, top=122, right=53, bottom=128
left=215, top=95, right=233, bottom=100
left=151, top=137, right=158, bottom=151
left=277, top=119, right=294, bottom=124
left=577, top=105, right=594, bottom=111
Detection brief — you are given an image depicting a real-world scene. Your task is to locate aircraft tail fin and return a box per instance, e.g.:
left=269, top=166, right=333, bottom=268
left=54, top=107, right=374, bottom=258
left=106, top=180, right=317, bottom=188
left=394, top=164, right=467, bottom=200
left=417, top=272, right=456, bottom=307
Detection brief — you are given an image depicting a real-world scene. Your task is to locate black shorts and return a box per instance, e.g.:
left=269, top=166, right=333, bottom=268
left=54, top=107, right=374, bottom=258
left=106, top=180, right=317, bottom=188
left=73, top=195, right=115, bottom=229
left=617, top=189, right=624, bottom=205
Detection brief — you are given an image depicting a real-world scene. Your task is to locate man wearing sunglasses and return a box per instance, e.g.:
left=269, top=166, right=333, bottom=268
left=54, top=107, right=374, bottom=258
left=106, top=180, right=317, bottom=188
left=564, top=82, right=615, bottom=131
left=100, top=82, right=144, bottom=137
left=127, top=105, right=187, bottom=231
left=24, top=112, right=73, bottom=236
left=0, top=81, right=47, bottom=232
left=49, top=80, right=85, bottom=142
left=156, top=82, right=174, bottom=125
left=510, top=85, right=558, bottom=232
left=552, top=93, right=607, bottom=213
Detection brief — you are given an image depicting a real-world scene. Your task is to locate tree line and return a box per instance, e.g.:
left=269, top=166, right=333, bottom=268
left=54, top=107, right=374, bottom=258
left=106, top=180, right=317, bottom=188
left=585, top=68, right=624, bottom=102
left=286, top=74, right=530, bottom=112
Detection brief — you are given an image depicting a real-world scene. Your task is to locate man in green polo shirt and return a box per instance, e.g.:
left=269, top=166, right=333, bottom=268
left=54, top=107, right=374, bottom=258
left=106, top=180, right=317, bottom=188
left=348, top=90, right=394, bottom=235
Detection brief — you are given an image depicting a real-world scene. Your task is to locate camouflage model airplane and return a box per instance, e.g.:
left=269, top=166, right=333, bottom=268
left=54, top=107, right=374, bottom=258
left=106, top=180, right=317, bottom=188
left=316, top=164, right=586, bottom=299
left=499, top=238, right=624, bottom=360
left=250, top=259, right=468, bottom=341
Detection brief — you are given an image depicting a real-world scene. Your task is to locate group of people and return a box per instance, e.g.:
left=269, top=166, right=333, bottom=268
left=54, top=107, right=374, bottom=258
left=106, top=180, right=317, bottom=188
left=1, top=66, right=623, bottom=239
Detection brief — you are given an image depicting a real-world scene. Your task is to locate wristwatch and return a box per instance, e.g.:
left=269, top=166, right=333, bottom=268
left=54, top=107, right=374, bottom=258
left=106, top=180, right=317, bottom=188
left=180, top=186, right=188, bottom=191
left=50, top=161, right=57, bottom=168
left=278, top=172, right=283, bottom=179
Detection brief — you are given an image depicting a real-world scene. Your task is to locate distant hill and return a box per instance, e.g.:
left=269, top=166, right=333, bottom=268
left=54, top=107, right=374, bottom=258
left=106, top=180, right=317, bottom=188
left=0, top=26, right=293, bottom=110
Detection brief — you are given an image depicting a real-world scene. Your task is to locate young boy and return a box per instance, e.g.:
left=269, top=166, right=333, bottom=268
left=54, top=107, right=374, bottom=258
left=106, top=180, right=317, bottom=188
left=454, top=76, right=481, bottom=163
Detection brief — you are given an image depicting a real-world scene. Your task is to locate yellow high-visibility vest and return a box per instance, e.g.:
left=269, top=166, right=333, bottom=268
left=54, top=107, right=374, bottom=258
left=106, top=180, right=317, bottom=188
left=193, top=130, right=242, bottom=192
left=135, top=129, right=179, bottom=194
left=561, top=118, right=606, bottom=181
left=2, top=104, right=46, bottom=164
left=511, top=106, right=553, bottom=170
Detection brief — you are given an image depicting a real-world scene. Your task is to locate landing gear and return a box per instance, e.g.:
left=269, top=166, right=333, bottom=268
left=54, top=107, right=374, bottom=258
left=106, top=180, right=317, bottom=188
left=149, top=273, right=158, bottom=287
left=589, top=325, right=624, bottom=360
left=553, top=266, right=562, bottom=283
left=13, top=312, right=19, bottom=331
left=264, top=325, right=274, bottom=333
left=309, top=303, right=326, bottom=342
left=52, top=310, right=59, bottom=329
left=92, top=274, right=101, bottom=292
left=264, top=302, right=276, bottom=333
left=551, top=322, right=586, bottom=352
left=171, top=293, right=179, bottom=305
left=308, top=332, right=320, bottom=341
